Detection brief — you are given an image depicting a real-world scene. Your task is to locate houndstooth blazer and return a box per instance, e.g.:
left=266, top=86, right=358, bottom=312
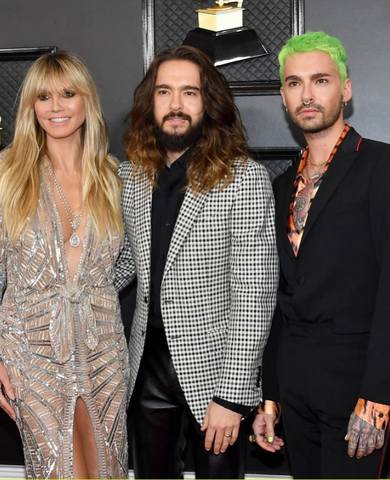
left=115, top=157, right=278, bottom=424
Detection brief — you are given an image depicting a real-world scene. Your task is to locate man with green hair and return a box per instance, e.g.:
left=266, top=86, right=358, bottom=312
left=252, top=31, right=390, bottom=478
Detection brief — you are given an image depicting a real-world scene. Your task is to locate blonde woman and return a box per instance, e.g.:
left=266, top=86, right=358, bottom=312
left=0, top=52, right=129, bottom=479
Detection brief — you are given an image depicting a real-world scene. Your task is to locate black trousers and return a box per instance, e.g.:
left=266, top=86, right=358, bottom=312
left=277, top=320, right=387, bottom=479
left=129, top=326, right=245, bottom=479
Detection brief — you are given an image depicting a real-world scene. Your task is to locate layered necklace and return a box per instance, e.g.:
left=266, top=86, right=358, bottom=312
left=47, top=162, right=84, bottom=248
left=303, top=156, right=329, bottom=182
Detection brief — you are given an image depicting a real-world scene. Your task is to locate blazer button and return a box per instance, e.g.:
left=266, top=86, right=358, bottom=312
left=297, top=276, right=305, bottom=286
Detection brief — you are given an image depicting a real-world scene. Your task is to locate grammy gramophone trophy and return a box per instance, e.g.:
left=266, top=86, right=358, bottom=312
left=183, top=0, right=268, bottom=66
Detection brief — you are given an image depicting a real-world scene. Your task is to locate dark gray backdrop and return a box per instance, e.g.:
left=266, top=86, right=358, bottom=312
left=2, top=0, right=389, bottom=157
left=1, top=0, right=390, bottom=475
left=0, top=0, right=144, bottom=157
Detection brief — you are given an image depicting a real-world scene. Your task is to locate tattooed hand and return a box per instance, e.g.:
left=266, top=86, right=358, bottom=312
left=345, top=398, right=389, bottom=459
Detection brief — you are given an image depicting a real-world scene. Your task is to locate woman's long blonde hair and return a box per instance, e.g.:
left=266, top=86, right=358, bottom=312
left=0, top=51, right=122, bottom=243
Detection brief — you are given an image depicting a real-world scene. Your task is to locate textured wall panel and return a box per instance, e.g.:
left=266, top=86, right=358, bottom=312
left=250, top=148, right=300, bottom=181
left=0, top=60, right=33, bottom=146
left=145, top=0, right=304, bottom=93
left=0, top=48, right=56, bottom=147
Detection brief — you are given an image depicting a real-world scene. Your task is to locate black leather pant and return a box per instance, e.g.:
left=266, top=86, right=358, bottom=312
left=129, top=326, right=245, bottom=479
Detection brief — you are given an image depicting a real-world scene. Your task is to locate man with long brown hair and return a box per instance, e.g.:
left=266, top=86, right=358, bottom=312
left=115, top=45, right=278, bottom=478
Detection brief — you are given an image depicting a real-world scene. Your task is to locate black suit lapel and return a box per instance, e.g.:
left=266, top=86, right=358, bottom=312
left=300, top=128, right=362, bottom=247
left=276, top=160, right=300, bottom=260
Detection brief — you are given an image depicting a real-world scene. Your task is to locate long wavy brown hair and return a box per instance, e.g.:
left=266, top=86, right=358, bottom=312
left=124, top=45, right=248, bottom=192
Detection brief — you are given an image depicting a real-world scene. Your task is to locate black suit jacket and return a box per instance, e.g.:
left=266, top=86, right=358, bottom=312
left=263, top=127, right=390, bottom=405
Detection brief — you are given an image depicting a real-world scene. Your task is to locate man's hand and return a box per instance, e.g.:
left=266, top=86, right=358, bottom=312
left=345, top=398, right=389, bottom=459
left=251, top=400, right=284, bottom=453
left=201, top=401, right=242, bottom=454
left=0, top=362, right=16, bottom=421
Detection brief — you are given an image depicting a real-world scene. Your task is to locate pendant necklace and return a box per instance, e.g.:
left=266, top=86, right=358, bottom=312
left=304, top=156, right=329, bottom=183
left=47, top=162, right=84, bottom=248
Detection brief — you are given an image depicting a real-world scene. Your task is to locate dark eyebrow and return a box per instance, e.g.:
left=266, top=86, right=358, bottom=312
left=285, top=73, right=332, bottom=82
left=154, top=84, right=171, bottom=90
left=181, top=85, right=201, bottom=91
left=284, top=75, right=301, bottom=82
left=154, top=84, right=200, bottom=92
left=311, top=73, right=332, bottom=80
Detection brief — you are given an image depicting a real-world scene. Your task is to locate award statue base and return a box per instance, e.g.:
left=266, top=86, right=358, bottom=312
left=183, top=27, right=268, bottom=66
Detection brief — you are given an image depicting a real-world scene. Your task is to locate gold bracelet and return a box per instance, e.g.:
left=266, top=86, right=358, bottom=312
left=258, top=400, right=281, bottom=419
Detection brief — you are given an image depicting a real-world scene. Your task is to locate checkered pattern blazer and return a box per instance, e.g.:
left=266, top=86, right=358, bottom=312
left=115, top=158, right=278, bottom=424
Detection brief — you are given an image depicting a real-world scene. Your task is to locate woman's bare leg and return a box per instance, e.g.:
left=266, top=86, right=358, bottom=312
left=73, top=397, right=98, bottom=479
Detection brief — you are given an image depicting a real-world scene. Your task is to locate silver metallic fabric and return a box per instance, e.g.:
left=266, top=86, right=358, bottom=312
left=0, top=159, right=129, bottom=478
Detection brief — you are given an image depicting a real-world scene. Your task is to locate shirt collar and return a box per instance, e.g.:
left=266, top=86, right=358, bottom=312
left=164, top=145, right=195, bottom=172
left=295, top=123, right=351, bottom=182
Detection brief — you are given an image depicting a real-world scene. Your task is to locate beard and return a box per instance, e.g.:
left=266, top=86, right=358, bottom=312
left=154, top=112, right=203, bottom=152
left=292, top=96, right=344, bottom=134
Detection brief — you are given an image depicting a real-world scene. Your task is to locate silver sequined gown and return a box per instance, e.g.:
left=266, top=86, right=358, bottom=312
left=0, top=157, right=129, bottom=479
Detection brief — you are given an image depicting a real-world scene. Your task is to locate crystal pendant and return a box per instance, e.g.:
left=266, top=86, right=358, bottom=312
left=69, top=232, right=81, bottom=248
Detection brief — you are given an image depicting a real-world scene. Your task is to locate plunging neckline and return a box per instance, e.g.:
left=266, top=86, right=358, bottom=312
left=42, top=160, right=90, bottom=285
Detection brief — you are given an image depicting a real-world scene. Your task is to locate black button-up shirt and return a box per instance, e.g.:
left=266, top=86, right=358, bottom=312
left=149, top=149, right=189, bottom=327
left=148, top=148, right=250, bottom=417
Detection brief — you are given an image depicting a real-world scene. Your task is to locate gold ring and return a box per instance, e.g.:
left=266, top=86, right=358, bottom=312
left=224, top=432, right=232, bottom=438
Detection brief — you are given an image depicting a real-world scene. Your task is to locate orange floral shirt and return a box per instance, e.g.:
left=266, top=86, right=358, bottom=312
left=287, top=124, right=350, bottom=255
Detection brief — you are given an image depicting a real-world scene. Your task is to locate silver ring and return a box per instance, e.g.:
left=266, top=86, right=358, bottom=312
left=249, top=433, right=262, bottom=443
left=224, top=432, right=232, bottom=438
left=249, top=433, right=257, bottom=443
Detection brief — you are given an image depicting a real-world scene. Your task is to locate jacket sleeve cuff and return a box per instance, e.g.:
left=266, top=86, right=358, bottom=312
left=212, top=396, right=252, bottom=417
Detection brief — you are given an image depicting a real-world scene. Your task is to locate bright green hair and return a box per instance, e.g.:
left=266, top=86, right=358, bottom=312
left=278, top=31, right=348, bottom=84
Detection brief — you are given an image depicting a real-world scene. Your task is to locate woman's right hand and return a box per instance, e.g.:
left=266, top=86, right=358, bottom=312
left=0, top=362, right=16, bottom=420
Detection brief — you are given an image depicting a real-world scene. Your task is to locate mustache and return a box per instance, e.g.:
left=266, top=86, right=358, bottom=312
left=295, top=103, right=324, bottom=115
left=162, top=111, right=192, bottom=123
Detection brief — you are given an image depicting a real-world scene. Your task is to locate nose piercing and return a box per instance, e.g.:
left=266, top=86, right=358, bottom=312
left=302, top=100, right=312, bottom=107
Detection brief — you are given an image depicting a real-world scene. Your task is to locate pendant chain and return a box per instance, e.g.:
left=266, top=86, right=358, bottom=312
left=47, top=162, right=84, bottom=247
